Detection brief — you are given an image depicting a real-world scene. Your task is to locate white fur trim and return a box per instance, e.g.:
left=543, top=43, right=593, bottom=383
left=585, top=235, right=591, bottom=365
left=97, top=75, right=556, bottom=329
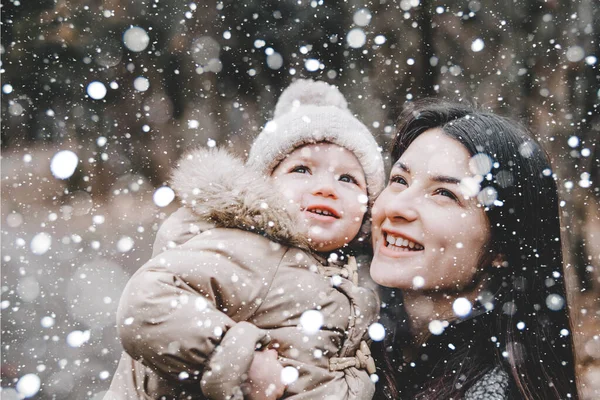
left=170, top=148, right=310, bottom=249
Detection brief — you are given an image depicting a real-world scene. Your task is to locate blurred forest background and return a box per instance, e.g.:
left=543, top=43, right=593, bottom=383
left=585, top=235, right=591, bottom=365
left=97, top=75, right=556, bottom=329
left=1, top=0, right=598, bottom=398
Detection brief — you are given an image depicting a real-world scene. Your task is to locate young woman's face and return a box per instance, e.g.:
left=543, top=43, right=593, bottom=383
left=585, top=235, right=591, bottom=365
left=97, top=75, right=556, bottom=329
left=370, top=129, right=491, bottom=290
left=270, top=143, right=368, bottom=252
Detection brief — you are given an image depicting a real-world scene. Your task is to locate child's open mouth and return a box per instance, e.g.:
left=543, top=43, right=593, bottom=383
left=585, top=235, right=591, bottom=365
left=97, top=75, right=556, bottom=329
left=304, top=205, right=340, bottom=219
left=383, top=232, right=424, bottom=252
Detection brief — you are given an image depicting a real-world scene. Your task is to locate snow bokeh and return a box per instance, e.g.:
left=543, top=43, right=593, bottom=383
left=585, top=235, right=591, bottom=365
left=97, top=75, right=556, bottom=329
left=412, top=275, right=425, bottom=289
left=428, top=320, right=446, bottom=335
left=305, top=59, right=321, bottom=72
left=368, top=323, right=386, bottom=342
left=468, top=154, right=493, bottom=176
left=300, top=310, right=324, bottom=335
left=452, top=297, right=472, bottom=318
left=66, top=330, right=91, bottom=348
left=30, top=232, right=52, bottom=255
left=16, top=374, right=41, bottom=398
left=346, top=29, right=367, bottom=48
left=281, top=366, right=299, bottom=385
left=123, top=27, right=150, bottom=52
left=471, top=38, right=485, bottom=52
left=86, top=81, right=107, bottom=100
left=133, top=77, right=150, bottom=92
left=153, top=187, right=175, bottom=207
left=116, top=236, right=135, bottom=252
left=546, top=294, right=566, bottom=311
left=353, top=9, right=372, bottom=27
left=50, top=150, right=79, bottom=180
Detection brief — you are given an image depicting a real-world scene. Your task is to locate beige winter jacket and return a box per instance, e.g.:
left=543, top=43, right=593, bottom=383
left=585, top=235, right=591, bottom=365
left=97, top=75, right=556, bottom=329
left=105, top=148, right=380, bottom=400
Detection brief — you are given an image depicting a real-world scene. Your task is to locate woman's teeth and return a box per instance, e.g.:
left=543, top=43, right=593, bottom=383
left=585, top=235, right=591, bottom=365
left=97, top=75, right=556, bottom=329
left=385, top=234, right=424, bottom=251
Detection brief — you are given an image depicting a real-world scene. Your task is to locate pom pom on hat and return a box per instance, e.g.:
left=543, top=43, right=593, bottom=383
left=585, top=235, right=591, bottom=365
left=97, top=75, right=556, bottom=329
left=274, top=79, right=349, bottom=118
left=247, top=79, right=385, bottom=202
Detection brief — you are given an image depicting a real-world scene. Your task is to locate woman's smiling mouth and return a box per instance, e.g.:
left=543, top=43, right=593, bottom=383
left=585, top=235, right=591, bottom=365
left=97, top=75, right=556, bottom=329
left=382, top=231, right=424, bottom=252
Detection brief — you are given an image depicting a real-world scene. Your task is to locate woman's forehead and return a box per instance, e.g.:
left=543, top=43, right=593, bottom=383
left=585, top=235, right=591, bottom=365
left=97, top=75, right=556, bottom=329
left=398, top=130, right=472, bottom=177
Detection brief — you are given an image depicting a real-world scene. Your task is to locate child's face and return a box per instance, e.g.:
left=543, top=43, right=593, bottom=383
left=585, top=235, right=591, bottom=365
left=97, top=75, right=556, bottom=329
left=271, top=143, right=368, bottom=252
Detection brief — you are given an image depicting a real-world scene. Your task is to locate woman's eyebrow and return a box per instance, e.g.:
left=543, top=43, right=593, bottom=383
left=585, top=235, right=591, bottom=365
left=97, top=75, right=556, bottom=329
left=393, top=161, right=410, bottom=173
left=430, top=175, right=461, bottom=185
left=394, top=161, right=462, bottom=184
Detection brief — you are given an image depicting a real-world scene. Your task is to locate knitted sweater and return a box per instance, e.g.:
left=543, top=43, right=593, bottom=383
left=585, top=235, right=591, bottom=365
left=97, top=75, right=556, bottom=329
left=464, top=367, right=509, bottom=400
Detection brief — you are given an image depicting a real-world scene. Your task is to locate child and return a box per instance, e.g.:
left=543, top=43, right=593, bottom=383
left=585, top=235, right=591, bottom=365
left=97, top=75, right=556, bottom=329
left=105, top=79, right=385, bottom=400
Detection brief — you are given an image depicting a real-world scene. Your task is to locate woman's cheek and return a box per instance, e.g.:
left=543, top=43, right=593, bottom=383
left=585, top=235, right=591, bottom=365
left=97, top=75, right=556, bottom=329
left=370, top=201, right=385, bottom=228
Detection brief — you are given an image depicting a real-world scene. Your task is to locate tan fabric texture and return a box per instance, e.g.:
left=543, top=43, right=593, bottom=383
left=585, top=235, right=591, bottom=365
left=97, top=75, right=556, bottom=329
left=105, top=148, right=380, bottom=400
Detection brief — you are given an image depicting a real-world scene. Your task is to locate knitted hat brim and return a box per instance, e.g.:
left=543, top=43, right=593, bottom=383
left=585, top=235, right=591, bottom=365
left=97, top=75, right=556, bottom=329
left=247, top=105, right=385, bottom=201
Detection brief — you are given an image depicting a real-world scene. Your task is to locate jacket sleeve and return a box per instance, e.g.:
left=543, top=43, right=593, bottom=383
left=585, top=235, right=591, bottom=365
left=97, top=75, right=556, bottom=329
left=116, top=230, right=279, bottom=399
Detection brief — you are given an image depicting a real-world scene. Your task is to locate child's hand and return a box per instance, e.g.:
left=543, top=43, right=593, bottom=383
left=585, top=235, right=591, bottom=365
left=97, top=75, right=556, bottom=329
left=246, top=349, right=285, bottom=400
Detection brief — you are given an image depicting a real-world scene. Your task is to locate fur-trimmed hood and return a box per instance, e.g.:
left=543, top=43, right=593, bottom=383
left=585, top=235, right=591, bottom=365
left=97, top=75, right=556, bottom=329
left=170, top=147, right=311, bottom=250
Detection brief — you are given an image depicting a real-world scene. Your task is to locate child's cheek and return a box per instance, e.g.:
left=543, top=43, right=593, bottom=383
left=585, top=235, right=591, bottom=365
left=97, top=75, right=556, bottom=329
left=355, top=194, right=369, bottom=214
left=281, top=188, right=295, bottom=200
left=275, top=182, right=298, bottom=202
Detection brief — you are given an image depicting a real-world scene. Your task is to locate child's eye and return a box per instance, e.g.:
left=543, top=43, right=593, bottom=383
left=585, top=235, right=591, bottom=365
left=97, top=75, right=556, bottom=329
left=434, top=188, right=459, bottom=202
left=390, top=175, right=408, bottom=186
left=339, top=174, right=359, bottom=185
left=290, top=165, right=310, bottom=174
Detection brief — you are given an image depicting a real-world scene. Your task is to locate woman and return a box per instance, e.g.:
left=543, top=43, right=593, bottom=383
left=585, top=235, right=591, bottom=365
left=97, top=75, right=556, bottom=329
left=370, top=99, right=579, bottom=399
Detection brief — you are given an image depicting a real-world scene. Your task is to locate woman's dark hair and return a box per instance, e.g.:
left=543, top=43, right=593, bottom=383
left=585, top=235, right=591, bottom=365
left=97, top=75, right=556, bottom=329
left=376, top=99, right=578, bottom=399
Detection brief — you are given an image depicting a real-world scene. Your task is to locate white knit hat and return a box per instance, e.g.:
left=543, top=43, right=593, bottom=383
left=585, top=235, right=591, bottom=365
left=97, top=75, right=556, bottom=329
left=247, top=79, right=385, bottom=202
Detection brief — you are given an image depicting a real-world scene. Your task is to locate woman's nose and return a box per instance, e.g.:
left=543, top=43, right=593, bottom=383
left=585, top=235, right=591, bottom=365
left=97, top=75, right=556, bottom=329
left=380, top=189, right=419, bottom=222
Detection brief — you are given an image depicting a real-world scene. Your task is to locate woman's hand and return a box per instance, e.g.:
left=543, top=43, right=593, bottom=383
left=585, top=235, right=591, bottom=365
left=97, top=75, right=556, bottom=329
left=246, top=349, right=285, bottom=400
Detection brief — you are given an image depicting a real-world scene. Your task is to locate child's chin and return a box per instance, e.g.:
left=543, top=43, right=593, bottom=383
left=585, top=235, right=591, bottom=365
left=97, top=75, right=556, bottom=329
left=307, top=237, right=344, bottom=253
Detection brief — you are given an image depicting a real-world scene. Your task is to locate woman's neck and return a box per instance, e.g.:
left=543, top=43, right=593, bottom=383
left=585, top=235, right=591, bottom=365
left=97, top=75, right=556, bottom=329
left=402, top=286, right=481, bottom=346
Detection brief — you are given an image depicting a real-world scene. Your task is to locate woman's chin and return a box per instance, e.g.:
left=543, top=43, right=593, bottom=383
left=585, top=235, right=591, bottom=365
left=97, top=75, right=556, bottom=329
left=370, top=261, right=404, bottom=288
left=371, top=252, right=426, bottom=289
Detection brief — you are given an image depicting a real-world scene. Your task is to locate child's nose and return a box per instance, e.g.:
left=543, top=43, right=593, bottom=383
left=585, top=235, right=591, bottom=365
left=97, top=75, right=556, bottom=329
left=313, top=180, right=338, bottom=199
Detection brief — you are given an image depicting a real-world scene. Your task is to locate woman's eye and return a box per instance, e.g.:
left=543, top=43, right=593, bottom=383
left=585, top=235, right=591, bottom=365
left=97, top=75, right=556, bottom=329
left=339, top=174, right=358, bottom=185
left=390, top=175, right=408, bottom=186
left=290, top=165, right=310, bottom=174
left=434, top=188, right=459, bottom=202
